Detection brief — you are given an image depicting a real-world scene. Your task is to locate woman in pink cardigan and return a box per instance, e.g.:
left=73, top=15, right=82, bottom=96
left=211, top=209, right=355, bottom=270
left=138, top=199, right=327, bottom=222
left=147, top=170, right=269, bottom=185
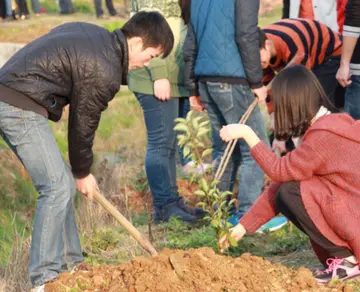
left=219, top=65, right=360, bottom=284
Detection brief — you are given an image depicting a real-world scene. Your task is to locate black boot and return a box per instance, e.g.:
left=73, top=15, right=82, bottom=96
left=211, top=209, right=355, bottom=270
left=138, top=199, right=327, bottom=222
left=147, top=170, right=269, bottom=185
left=177, top=197, right=207, bottom=219
left=154, top=200, right=197, bottom=224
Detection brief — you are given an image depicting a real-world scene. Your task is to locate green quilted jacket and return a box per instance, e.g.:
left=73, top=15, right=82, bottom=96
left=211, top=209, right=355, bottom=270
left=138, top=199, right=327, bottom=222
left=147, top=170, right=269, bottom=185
left=128, top=0, right=189, bottom=98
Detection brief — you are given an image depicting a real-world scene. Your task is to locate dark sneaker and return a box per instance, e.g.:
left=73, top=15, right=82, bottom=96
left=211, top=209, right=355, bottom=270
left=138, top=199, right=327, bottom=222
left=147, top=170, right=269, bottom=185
left=177, top=197, right=207, bottom=219
left=154, top=200, right=197, bottom=224
left=315, top=258, right=360, bottom=284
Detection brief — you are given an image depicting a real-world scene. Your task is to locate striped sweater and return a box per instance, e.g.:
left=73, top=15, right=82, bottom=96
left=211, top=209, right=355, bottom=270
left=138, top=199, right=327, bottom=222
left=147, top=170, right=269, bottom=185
left=343, top=0, right=360, bottom=75
left=263, top=19, right=342, bottom=84
left=240, top=114, right=360, bottom=264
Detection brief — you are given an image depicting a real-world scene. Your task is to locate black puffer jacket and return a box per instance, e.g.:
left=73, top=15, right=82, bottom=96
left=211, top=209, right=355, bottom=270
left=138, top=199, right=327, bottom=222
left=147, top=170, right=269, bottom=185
left=0, top=22, right=128, bottom=178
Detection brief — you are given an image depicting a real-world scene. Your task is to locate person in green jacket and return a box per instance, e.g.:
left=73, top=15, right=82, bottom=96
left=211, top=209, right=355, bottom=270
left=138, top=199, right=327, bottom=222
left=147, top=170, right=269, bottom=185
left=129, top=0, right=205, bottom=223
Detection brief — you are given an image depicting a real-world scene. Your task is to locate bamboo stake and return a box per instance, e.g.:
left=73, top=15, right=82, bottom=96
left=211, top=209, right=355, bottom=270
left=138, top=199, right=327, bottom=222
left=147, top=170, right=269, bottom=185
left=214, top=98, right=259, bottom=181
left=93, top=189, right=158, bottom=257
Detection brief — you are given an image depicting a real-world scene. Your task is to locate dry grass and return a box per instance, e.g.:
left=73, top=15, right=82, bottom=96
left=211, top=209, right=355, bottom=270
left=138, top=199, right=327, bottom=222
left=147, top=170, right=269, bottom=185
left=1, top=235, right=32, bottom=292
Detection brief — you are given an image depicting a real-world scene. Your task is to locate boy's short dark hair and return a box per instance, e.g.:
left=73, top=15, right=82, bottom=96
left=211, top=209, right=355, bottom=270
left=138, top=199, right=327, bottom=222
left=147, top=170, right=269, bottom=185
left=258, top=27, right=268, bottom=49
left=122, top=11, right=174, bottom=58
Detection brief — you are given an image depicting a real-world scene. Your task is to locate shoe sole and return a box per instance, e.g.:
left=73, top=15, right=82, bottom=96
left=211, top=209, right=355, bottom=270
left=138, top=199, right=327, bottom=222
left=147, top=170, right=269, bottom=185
left=256, top=221, right=288, bottom=234
left=317, top=273, right=360, bottom=285
left=317, top=267, right=360, bottom=284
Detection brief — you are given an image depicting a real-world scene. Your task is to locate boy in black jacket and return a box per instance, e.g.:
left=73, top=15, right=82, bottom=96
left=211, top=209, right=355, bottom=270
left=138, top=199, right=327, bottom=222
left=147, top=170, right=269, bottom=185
left=0, top=12, right=173, bottom=290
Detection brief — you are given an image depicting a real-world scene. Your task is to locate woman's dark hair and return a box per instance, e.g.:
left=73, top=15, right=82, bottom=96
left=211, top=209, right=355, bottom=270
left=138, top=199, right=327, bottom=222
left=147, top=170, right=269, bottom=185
left=178, top=0, right=191, bottom=24
left=272, top=65, right=337, bottom=141
left=122, top=11, right=174, bottom=58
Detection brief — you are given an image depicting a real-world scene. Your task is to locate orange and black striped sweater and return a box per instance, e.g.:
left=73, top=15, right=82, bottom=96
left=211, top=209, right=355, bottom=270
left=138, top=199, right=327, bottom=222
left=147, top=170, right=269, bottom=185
left=263, top=19, right=343, bottom=85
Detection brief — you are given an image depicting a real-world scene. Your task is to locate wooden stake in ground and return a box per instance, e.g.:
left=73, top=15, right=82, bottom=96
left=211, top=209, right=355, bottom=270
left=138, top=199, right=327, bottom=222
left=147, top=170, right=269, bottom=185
left=93, top=189, right=159, bottom=257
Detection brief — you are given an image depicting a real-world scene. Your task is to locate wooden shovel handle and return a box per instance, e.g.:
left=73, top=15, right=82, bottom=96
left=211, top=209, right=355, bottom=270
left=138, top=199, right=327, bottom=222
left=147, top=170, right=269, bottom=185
left=93, top=190, right=159, bottom=257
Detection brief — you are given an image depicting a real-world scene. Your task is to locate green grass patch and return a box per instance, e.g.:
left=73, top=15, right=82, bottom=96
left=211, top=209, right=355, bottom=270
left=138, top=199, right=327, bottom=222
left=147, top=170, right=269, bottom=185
left=102, top=20, right=126, bottom=31
left=96, top=92, right=138, bottom=140
left=0, top=210, right=31, bottom=266
left=0, top=151, right=37, bottom=266
left=259, top=5, right=282, bottom=27
left=39, top=0, right=94, bottom=14
left=157, top=218, right=309, bottom=259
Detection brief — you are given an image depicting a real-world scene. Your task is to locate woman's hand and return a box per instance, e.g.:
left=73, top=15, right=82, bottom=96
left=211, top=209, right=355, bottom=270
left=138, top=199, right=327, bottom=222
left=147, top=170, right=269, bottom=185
left=220, top=124, right=261, bottom=148
left=272, top=138, right=287, bottom=154
left=220, top=124, right=250, bottom=142
left=219, top=223, right=247, bottom=253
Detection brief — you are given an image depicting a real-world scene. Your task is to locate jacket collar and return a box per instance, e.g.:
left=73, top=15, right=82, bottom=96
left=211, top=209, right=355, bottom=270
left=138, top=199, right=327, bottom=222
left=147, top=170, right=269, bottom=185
left=113, top=29, right=129, bottom=85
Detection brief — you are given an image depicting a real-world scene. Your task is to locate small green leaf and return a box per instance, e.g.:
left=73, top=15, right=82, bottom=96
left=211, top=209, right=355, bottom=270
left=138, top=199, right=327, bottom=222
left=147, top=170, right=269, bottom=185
left=228, top=235, right=238, bottom=247
left=174, top=118, right=187, bottom=123
left=199, top=178, right=209, bottom=192
left=228, top=198, right=236, bottom=207
left=183, top=146, right=191, bottom=158
left=196, top=142, right=205, bottom=148
left=211, top=219, right=219, bottom=228
left=194, top=190, right=206, bottom=196
left=208, top=189, right=216, bottom=198
left=225, top=222, right=233, bottom=228
left=174, top=124, right=189, bottom=132
left=190, top=153, right=197, bottom=161
left=186, top=110, right=194, bottom=121
left=202, top=148, right=213, bottom=158
left=196, top=128, right=210, bottom=138
left=199, top=120, right=210, bottom=128
left=192, top=116, right=202, bottom=129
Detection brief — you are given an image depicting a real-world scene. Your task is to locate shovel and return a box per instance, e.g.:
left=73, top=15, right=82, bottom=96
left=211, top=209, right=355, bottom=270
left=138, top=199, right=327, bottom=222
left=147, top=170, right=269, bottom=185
left=93, top=189, right=159, bottom=257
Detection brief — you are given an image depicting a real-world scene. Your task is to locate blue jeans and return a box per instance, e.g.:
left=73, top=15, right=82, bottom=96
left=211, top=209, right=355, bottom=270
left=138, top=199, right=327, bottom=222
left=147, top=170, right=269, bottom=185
left=177, top=97, right=191, bottom=166
left=58, top=0, right=75, bottom=14
left=345, top=75, right=360, bottom=120
left=5, top=0, right=12, bottom=16
left=199, top=82, right=269, bottom=216
left=0, top=101, right=83, bottom=286
left=135, top=93, right=179, bottom=207
left=94, top=0, right=117, bottom=16
left=211, top=123, right=222, bottom=162
left=31, top=0, right=41, bottom=14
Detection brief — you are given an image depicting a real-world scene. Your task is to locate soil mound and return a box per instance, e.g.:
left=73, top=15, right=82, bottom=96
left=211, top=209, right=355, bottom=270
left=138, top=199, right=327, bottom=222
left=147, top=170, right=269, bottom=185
left=46, top=247, right=351, bottom=292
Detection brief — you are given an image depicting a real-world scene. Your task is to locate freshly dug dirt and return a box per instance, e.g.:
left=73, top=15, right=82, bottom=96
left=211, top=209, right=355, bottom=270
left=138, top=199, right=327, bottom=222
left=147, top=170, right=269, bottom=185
left=46, top=247, right=351, bottom=292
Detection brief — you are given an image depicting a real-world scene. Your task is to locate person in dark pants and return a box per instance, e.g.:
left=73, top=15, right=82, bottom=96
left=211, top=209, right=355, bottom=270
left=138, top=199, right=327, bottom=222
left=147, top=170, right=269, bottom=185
left=0, top=12, right=173, bottom=291
left=58, top=0, right=75, bottom=14
left=184, top=0, right=277, bottom=230
left=30, top=0, right=41, bottom=15
left=0, top=0, right=6, bottom=20
left=219, top=65, right=360, bottom=285
left=94, top=0, right=118, bottom=18
left=128, top=0, right=205, bottom=223
left=337, top=0, right=360, bottom=120
left=16, top=0, right=30, bottom=19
